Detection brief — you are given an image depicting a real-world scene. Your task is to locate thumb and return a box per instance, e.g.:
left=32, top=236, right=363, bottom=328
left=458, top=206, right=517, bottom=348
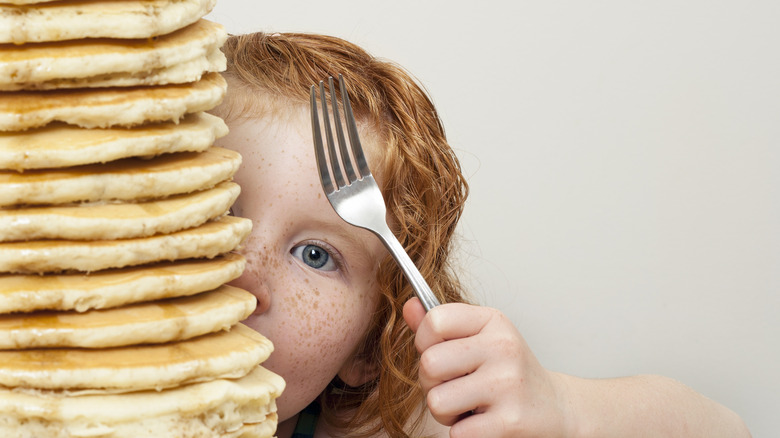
left=403, top=297, right=426, bottom=333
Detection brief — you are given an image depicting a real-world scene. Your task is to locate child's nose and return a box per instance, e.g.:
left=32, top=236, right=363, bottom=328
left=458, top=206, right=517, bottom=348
left=228, top=269, right=271, bottom=315
left=227, top=272, right=252, bottom=294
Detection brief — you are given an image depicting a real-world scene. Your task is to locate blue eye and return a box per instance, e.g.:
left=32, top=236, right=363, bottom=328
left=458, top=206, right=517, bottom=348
left=291, top=243, right=338, bottom=271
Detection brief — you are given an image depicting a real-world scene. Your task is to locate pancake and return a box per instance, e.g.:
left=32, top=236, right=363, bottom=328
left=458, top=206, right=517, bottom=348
left=0, top=324, right=274, bottom=391
left=0, top=0, right=217, bottom=43
left=0, top=112, right=228, bottom=170
left=52, top=47, right=226, bottom=90
left=0, top=73, right=227, bottom=132
left=0, top=253, right=246, bottom=313
left=0, top=181, right=239, bottom=242
left=227, top=420, right=279, bottom=438
left=0, top=147, right=241, bottom=207
left=0, top=285, right=256, bottom=349
left=0, top=19, right=227, bottom=91
left=0, top=215, right=251, bottom=274
left=0, top=0, right=60, bottom=3
left=0, top=364, right=284, bottom=438
left=0, top=365, right=283, bottom=438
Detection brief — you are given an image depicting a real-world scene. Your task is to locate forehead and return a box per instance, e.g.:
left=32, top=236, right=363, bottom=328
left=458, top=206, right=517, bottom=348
left=225, top=104, right=387, bottom=189
left=224, top=115, right=316, bottom=205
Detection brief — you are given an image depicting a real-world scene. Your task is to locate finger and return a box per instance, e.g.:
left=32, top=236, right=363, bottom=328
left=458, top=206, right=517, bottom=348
left=417, top=336, right=484, bottom=391
left=425, top=369, right=492, bottom=426
left=425, top=380, right=475, bottom=427
left=402, top=297, right=426, bottom=333
left=414, top=303, right=493, bottom=352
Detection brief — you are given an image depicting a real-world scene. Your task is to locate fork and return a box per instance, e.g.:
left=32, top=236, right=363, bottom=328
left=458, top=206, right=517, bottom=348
left=310, top=75, right=440, bottom=312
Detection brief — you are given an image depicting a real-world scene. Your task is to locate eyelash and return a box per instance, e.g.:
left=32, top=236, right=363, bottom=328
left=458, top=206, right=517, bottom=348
left=292, top=239, right=346, bottom=273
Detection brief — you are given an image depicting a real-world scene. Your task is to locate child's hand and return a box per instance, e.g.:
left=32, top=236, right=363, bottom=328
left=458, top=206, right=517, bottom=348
left=403, top=298, right=574, bottom=438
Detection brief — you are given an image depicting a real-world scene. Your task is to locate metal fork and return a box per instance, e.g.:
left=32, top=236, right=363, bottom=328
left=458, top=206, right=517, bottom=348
left=310, top=75, right=440, bottom=312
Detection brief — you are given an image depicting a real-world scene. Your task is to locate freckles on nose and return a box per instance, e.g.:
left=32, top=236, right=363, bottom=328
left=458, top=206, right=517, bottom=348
left=227, top=266, right=270, bottom=315
left=230, top=242, right=280, bottom=315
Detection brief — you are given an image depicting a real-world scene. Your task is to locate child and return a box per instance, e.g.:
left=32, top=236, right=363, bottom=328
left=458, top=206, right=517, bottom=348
left=212, top=32, right=750, bottom=437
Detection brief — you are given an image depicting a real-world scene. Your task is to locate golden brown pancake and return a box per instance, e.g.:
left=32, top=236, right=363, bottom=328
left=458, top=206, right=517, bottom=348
left=0, top=19, right=226, bottom=91
left=0, top=361, right=283, bottom=438
left=0, top=285, right=256, bottom=348
left=0, top=112, right=228, bottom=170
left=0, top=215, right=251, bottom=274
left=0, top=253, right=246, bottom=313
left=0, top=147, right=241, bottom=207
left=0, top=324, right=274, bottom=391
left=0, top=73, right=227, bottom=132
left=0, top=0, right=217, bottom=43
left=0, top=181, right=239, bottom=242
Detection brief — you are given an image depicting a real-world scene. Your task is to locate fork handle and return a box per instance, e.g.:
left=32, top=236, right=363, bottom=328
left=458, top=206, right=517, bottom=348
left=374, top=226, right=441, bottom=312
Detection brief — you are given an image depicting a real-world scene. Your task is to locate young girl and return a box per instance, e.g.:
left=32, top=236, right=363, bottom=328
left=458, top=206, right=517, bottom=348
left=212, top=32, right=750, bottom=438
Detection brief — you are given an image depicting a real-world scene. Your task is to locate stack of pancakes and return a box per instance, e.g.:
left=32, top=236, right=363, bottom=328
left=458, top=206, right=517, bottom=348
left=0, top=1, right=284, bottom=437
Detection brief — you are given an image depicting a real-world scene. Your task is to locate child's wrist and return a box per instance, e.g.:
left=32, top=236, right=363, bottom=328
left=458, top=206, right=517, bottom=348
left=549, top=371, right=587, bottom=438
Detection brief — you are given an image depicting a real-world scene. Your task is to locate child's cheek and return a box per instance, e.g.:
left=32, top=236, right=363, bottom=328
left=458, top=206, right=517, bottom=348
left=295, top=284, right=370, bottom=362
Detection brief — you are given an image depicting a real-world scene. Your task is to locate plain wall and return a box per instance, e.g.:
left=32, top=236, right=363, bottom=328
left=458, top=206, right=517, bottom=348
left=207, top=1, right=778, bottom=436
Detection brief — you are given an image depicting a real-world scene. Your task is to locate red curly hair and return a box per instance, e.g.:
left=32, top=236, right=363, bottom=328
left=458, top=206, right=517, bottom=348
left=213, top=32, right=469, bottom=437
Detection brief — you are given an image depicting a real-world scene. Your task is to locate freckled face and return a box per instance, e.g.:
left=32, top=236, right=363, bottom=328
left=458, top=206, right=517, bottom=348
left=215, top=108, right=385, bottom=423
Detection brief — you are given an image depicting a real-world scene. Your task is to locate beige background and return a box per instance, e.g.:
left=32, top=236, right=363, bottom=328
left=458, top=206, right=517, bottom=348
left=207, top=1, right=778, bottom=435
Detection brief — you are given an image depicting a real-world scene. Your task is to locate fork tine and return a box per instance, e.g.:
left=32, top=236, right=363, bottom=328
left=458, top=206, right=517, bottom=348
left=329, top=77, right=358, bottom=183
left=320, top=81, right=347, bottom=188
left=339, top=74, right=371, bottom=178
left=310, top=84, right=335, bottom=194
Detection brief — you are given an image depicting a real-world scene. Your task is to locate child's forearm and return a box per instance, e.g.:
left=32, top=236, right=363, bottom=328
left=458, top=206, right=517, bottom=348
left=554, top=372, right=751, bottom=438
